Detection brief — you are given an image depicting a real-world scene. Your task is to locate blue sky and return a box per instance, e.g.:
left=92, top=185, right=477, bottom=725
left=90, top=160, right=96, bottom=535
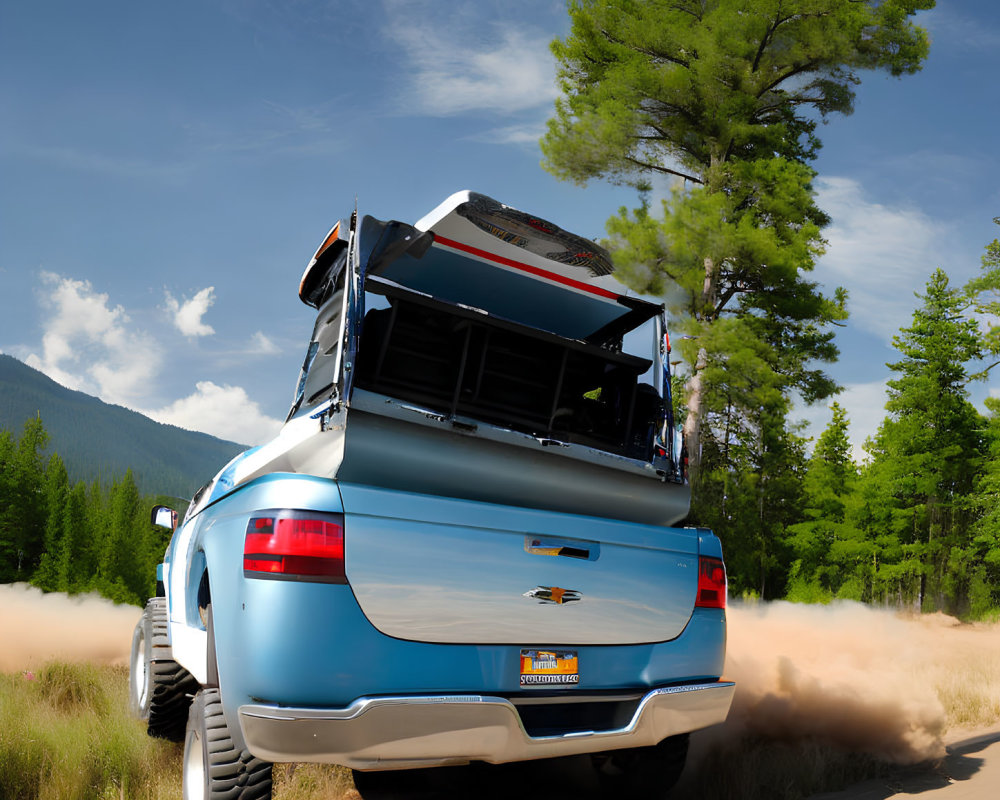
left=1, top=0, right=998, bottom=457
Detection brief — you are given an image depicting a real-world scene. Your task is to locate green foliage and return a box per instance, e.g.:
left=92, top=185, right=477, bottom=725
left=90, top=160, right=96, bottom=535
left=543, top=0, right=934, bottom=187
left=859, top=270, right=984, bottom=611
left=964, top=217, right=1000, bottom=360
left=0, top=417, right=169, bottom=607
left=967, top=396, right=1000, bottom=611
left=33, top=454, right=70, bottom=592
left=0, top=663, right=182, bottom=800
left=785, top=266, right=999, bottom=616
left=784, top=402, right=869, bottom=598
left=0, top=417, right=48, bottom=581
left=543, top=1, right=934, bottom=599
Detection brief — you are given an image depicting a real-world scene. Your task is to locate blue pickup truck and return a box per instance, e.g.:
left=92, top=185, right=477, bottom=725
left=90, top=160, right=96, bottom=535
left=128, top=191, right=733, bottom=799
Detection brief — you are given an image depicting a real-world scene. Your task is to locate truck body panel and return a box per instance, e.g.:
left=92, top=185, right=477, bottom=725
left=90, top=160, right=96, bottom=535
left=145, top=191, right=732, bottom=781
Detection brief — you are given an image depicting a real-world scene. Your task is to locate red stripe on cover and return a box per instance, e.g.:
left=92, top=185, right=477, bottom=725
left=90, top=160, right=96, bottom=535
left=434, top=235, right=621, bottom=301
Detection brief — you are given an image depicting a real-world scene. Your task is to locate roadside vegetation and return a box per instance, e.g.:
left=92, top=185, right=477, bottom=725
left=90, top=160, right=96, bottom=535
left=0, top=662, right=181, bottom=800
left=0, top=418, right=174, bottom=607
left=541, top=0, right=1000, bottom=616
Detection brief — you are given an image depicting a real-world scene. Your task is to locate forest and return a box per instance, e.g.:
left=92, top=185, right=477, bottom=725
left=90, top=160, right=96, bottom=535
left=691, top=235, right=1000, bottom=616
left=0, top=416, right=172, bottom=606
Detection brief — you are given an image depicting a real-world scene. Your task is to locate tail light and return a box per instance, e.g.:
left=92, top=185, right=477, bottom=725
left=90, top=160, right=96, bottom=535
left=695, top=556, right=727, bottom=609
left=243, top=510, right=346, bottom=583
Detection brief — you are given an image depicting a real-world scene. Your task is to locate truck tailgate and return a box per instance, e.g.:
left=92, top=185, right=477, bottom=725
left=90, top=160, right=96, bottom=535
left=340, top=483, right=699, bottom=646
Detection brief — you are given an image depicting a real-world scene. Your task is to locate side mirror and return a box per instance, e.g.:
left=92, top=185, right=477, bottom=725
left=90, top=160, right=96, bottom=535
left=151, top=505, right=179, bottom=531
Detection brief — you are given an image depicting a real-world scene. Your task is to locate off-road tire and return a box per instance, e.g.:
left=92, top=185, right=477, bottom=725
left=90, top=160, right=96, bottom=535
left=183, top=689, right=275, bottom=800
left=128, top=608, right=152, bottom=720
left=183, top=689, right=243, bottom=800
left=237, top=750, right=274, bottom=800
left=137, top=597, right=199, bottom=741
left=590, top=733, right=690, bottom=800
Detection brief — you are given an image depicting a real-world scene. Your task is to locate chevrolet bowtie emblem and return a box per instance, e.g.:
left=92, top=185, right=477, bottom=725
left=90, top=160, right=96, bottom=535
left=523, top=586, right=582, bottom=604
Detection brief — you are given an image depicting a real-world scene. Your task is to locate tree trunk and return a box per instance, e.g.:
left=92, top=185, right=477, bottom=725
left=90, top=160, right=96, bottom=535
left=684, top=346, right=708, bottom=483
left=683, top=256, right=717, bottom=484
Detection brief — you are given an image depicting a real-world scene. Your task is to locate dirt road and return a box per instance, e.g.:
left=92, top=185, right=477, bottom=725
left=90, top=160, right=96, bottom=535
left=809, top=729, right=1000, bottom=800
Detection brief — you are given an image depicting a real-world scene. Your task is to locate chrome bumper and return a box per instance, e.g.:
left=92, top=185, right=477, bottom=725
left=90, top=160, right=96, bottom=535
left=238, top=680, right=735, bottom=770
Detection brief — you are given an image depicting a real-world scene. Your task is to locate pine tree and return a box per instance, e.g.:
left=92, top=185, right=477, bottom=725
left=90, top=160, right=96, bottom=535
left=57, top=482, right=91, bottom=594
left=98, top=470, right=143, bottom=605
left=32, top=453, right=69, bottom=591
left=862, top=269, right=984, bottom=611
left=784, top=403, right=869, bottom=601
left=0, top=417, right=50, bottom=579
left=542, top=0, right=933, bottom=481
left=965, top=217, right=1000, bottom=360
left=85, top=480, right=107, bottom=592
left=690, top=333, right=808, bottom=598
left=0, top=429, right=17, bottom=581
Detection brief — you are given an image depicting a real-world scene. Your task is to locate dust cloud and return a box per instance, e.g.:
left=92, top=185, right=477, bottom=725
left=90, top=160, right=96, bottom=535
left=2, top=583, right=998, bottom=768
left=718, top=601, right=1000, bottom=764
left=0, top=583, right=141, bottom=671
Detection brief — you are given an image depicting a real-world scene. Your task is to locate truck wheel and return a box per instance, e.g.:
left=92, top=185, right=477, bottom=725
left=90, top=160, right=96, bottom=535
left=590, top=733, right=689, bottom=800
left=133, top=597, right=199, bottom=741
left=128, top=609, right=152, bottom=719
left=182, top=688, right=274, bottom=800
left=183, top=689, right=244, bottom=800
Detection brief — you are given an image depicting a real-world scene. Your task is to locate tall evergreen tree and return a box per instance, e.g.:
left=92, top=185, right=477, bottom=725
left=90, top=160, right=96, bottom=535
left=0, top=429, right=16, bottom=581
left=0, top=417, right=49, bottom=579
left=691, top=334, right=807, bottom=597
left=784, top=403, right=870, bottom=600
left=542, top=0, right=934, bottom=481
left=98, top=470, right=143, bottom=604
left=961, top=218, right=1000, bottom=614
left=862, top=270, right=984, bottom=611
left=965, top=217, right=1000, bottom=360
left=85, top=479, right=108, bottom=592
left=57, top=481, right=91, bottom=594
left=32, top=453, right=69, bottom=591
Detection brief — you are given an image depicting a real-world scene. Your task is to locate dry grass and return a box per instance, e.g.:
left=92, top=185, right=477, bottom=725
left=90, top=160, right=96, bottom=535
left=273, top=764, right=359, bottom=800
left=0, top=662, right=182, bottom=800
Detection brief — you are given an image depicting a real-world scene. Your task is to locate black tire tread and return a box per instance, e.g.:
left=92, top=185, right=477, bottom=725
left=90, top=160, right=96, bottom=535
left=144, top=597, right=199, bottom=742
left=191, top=689, right=243, bottom=800
left=238, top=750, right=274, bottom=799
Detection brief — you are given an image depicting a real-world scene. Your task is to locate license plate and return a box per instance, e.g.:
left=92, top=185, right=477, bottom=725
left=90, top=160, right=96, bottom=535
left=520, top=649, right=579, bottom=687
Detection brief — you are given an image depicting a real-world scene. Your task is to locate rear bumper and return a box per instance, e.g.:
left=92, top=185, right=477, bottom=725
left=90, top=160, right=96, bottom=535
left=238, top=679, right=735, bottom=770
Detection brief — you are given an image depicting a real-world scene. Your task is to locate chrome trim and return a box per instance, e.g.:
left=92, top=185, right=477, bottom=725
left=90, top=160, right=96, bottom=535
left=238, top=680, right=735, bottom=769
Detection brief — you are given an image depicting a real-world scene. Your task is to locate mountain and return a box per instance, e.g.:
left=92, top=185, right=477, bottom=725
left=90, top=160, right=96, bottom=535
left=0, top=355, right=248, bottom=498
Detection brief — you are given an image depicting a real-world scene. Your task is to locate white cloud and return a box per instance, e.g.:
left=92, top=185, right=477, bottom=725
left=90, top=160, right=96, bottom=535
left=923, top=7, right=1000, bottom=51
left=815, top=177, right=950, bottom=341
left=146, top=381, right=283, bottom=445
left=249, top=331, right=281, bottom=355
left=165, top=287, right=216, bottom=338
left=469, top=121, right=547, bottom=146
left=25, top=272, right=160, bottom=404
left=796, top=380, right=889, bottom=464
left=383, top=9, right=558, bottom=116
